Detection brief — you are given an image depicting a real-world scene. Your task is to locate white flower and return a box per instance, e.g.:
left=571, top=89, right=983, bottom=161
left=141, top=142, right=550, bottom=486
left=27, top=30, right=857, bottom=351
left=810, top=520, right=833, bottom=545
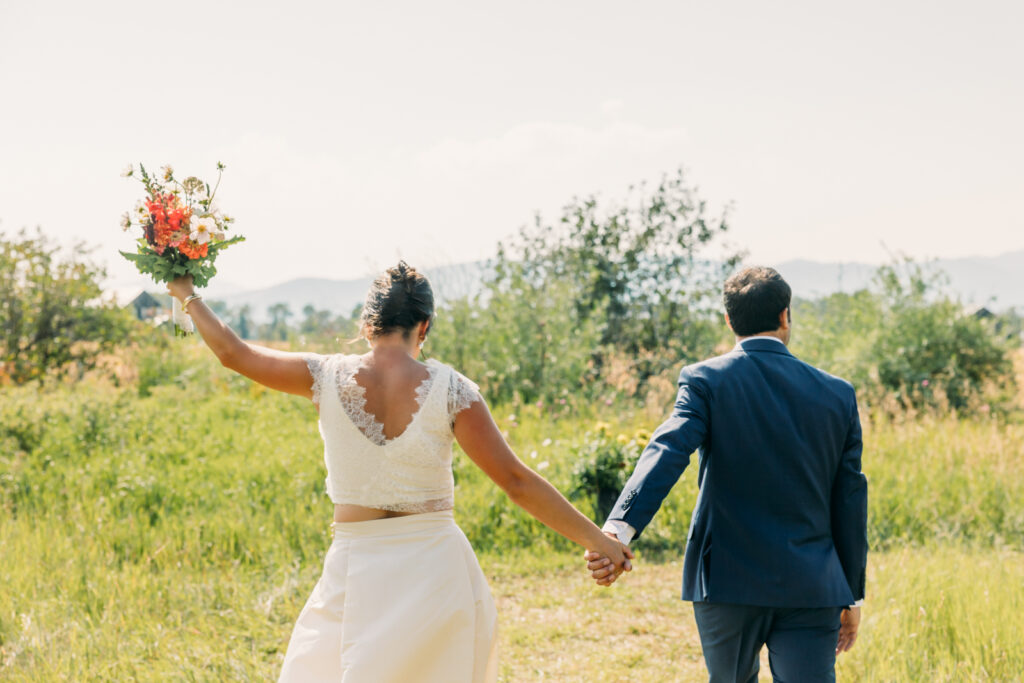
left=121, top=212, right=132, bottom=231
left=161, top=165, right=174, bottom=182
left=190, top=216, right=216, bottom=244
left=134, top=200, right=150, bottom=223
left=537, top=461, right=550, bottom=471
left=121, top=165, right=134, bottom=178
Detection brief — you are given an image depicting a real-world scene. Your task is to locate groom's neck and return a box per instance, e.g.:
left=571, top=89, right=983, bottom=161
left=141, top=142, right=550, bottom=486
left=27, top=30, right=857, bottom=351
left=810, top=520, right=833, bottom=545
left=735, top=330, right=789, bottom=345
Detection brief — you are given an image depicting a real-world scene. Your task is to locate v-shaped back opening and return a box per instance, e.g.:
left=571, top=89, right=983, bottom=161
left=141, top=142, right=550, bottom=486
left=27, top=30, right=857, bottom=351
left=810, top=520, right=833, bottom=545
left=333, top=354, right=444, bottom=447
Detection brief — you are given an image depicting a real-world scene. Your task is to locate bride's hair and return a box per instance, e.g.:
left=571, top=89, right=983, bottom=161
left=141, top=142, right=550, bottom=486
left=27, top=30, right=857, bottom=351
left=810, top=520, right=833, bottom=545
left=361, top=261, right=434, bottom=339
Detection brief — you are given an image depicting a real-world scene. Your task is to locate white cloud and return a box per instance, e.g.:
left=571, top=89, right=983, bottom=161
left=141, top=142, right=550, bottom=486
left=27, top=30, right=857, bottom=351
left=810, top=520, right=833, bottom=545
left=168, top=119, right=696, bottom=288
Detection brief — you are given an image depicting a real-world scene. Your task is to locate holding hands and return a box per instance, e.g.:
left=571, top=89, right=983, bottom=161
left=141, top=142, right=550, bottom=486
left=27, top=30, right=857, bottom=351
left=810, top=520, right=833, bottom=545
left=584, top=531, right=634, bottom=587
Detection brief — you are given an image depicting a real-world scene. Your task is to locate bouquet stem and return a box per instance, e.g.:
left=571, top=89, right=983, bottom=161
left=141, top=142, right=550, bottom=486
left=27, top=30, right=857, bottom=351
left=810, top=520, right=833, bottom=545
left=172, top=297, right=195, bottom=336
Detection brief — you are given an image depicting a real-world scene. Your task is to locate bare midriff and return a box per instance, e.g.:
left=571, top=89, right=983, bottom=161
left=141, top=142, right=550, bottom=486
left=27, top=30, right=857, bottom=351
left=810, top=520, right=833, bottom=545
left=332, top=503, right=418, bottom=523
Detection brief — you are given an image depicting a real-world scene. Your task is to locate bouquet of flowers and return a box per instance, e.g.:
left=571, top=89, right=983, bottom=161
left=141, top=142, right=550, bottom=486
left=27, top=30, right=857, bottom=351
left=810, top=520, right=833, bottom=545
left=120, top=162, right=244, bottom=334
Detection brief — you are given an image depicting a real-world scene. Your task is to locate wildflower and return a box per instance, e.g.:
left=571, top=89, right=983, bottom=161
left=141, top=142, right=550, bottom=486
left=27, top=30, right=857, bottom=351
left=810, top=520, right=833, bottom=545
left=595, top=422, right=610, bottom=435
left=178, top=240, right=209, bottom=260
left=616, top=434, right=629, bottom=445
left=537, top=461, right=550, bottom=471
left=134, top=200, right=150, bottom=223
left=181, top=176, right=206, bottom=196
left=161, top=165, right=174, bottom=182
left=922, top=380, right=930, bottom=387
left=529, top=450, right=537, bottom=460
left=120, top=213, right=132, bottom=231
left=190, top=215, right=216, bottom=244
left=541, top=438, right=552, bottom=447
left=121, top=164, right=134, bottom=177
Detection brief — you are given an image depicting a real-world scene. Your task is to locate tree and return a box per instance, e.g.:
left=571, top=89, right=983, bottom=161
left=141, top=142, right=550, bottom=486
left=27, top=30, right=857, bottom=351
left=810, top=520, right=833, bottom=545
left=791, top=260, right=1017, bottom=413
left=263, top=302, right=293, bottom=341
left=0, top=229, right=137, bottom=384
left=868, top=262, right=1014, bottom=411
left=429, top=277, right=603, bottom=405
left=236, top=304, right=253, bottom=340
left=477, top=168, right=739, bottom=399
left=497, top=169, right=739, bottom=354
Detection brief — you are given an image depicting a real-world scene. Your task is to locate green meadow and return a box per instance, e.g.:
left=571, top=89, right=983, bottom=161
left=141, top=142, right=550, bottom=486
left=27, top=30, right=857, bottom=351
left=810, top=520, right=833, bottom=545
left=2, top=345, right=1023, bottom=681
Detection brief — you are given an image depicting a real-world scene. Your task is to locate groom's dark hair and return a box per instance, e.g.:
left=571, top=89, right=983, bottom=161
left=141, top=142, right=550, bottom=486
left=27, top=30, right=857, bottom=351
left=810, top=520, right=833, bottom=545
left=723, top=267, right=792, bottom=336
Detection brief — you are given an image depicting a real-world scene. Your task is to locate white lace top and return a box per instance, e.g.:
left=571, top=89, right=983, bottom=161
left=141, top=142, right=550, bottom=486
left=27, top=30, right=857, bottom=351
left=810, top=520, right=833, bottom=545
left=304, top=354, right=484, bottom=512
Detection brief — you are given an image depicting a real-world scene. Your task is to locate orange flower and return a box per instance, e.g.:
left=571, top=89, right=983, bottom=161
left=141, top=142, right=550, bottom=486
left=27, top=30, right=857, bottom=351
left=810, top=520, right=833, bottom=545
left=178, top=240, right=209, bottom=260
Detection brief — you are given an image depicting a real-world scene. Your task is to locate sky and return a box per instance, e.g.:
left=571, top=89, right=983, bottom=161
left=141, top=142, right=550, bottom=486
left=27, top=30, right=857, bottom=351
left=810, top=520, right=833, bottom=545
left=1, top=0, right=1021, bottom=290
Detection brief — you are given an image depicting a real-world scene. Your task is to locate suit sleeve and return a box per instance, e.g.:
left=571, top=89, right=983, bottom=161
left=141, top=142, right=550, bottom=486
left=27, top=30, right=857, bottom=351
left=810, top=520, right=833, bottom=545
left=831, top=392, right=868, bottom=601
left=605, top=366, right=710, bottom=539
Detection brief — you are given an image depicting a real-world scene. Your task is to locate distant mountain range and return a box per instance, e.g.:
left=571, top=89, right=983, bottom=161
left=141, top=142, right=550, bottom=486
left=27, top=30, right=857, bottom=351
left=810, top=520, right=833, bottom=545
left=775, top=250, right=1024, bottom=309
left=110, top=250, right=1024, bottom=321
left=205, top=262, right=487, bottom=321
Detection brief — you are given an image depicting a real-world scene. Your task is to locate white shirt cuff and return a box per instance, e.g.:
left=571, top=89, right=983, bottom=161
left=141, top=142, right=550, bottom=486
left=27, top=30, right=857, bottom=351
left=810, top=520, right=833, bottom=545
left=602, top=520, right=636, bottom=546
left=850, top=599, right=864, bottom=608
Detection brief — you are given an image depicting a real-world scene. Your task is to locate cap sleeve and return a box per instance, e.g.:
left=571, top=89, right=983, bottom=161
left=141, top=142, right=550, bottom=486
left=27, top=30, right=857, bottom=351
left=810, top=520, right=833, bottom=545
left=303, top=353, right=332, bottom=406
left=447, top=367, right=484, bottom=425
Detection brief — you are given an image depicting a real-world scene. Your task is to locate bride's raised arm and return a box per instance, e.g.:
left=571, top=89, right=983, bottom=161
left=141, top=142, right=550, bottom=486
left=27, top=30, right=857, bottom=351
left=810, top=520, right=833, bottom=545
left=453, top=399, right=633, bottom=574
left=167, top=275, right=314, bottom=399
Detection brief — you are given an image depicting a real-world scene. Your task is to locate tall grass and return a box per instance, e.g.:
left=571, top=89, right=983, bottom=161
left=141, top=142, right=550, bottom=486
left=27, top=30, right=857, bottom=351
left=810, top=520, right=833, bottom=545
left=2, top=346, right=1023, bottom=679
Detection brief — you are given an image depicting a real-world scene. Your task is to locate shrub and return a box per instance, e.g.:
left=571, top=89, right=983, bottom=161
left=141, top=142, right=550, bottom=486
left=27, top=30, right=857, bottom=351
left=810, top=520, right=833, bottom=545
left=569, top=423, right=647, bottom=522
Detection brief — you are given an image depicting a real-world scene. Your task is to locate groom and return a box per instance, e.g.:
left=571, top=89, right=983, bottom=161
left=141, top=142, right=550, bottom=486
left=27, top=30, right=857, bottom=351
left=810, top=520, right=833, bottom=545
left=587, top=266, right=867, bottom=682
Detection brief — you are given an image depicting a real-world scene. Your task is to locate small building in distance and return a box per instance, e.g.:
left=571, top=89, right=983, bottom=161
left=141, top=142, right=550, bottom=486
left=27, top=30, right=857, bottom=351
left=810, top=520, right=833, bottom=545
left=129, top=291, right=163, bottom=321
left=110, top=289, right=171, bottom=326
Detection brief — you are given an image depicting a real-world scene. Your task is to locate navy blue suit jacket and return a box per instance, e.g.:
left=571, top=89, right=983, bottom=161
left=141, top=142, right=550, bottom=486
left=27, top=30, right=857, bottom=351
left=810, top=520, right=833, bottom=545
left=608, top=338, right=868, bottom=607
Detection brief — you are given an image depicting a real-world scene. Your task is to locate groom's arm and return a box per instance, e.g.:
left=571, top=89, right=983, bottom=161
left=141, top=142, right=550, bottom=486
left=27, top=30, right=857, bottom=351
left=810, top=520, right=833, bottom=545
left=831, top=392, right=868, bottom=602
left=605, top=366, right=710, bottom=541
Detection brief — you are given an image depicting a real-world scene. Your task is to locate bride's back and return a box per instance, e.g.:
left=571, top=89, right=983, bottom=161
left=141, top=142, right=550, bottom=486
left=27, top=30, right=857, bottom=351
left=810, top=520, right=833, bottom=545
left=350, top=350, right=432, bottom=442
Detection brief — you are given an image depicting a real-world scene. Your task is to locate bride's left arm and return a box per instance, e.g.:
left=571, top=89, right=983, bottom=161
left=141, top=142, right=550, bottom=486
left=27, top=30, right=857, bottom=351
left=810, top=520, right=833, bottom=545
left=168, top=275, right=313, bottom=398
left=454, top=401, right=633, bottom=572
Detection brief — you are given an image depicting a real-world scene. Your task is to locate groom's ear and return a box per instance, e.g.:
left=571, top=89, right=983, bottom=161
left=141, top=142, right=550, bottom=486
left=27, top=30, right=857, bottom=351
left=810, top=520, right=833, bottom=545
left=778, top=308, right=790, bottom=331
left=724, top=312, right=735, bottom=334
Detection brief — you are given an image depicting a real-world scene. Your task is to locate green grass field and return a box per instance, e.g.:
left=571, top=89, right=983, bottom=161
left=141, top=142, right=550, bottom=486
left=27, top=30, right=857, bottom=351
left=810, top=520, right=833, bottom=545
left=2, top=346, right=1023, bottom=681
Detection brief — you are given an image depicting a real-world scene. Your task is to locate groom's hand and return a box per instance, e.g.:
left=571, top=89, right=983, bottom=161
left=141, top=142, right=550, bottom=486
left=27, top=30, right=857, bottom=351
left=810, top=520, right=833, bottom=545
left=584, top=532, right=634, bottom=587
left=836, top=606, right=861, bottom=654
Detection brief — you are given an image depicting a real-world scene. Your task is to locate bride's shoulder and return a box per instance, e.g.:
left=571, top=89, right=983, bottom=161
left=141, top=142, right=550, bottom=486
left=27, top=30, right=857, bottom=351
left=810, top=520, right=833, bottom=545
left=303, top=351, right=365, bottom=375
left=424, top=359, right=484, bottom=413
left=424, top=358, right=473, bottom=383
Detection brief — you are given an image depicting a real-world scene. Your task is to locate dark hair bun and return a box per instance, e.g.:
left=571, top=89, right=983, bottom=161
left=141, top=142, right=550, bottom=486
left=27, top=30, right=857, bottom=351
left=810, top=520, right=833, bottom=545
left=362, top=261, right=434, bottom=339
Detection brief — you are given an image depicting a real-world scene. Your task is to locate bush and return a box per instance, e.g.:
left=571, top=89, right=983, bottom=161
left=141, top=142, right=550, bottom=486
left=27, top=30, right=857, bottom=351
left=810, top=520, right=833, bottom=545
left=569, top=423, right=647, bottom=522
left=792, top=261, right=1016, bottom=414
left=869, top=263, right=1014, bottom=411
left=0, top=228, right=138, bottom=384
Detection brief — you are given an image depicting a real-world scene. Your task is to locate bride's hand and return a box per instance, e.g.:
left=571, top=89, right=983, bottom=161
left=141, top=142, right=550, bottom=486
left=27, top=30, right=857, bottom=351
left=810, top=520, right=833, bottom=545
left=167, top=274, right=195, bottom=302
left=585, top=533, right=634, bottom=587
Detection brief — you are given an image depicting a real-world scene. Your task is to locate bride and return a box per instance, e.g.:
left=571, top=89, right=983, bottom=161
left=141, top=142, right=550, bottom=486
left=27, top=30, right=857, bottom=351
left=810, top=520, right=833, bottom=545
left=167, top=262, right=631, bottom=682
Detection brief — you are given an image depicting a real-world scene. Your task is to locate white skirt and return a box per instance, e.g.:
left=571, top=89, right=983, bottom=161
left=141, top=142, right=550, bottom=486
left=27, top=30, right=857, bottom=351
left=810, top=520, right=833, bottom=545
left=278, top=510, right=498, bottom=683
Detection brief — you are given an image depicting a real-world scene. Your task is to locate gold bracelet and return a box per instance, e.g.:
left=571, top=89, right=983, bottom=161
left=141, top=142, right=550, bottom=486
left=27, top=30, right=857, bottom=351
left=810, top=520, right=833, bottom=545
left=182, top=293, right=202, bottom=314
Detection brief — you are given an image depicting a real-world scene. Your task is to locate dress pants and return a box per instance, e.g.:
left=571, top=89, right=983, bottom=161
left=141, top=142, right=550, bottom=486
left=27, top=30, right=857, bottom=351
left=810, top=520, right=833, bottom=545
left=692, top=602, right=843, bottom=683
